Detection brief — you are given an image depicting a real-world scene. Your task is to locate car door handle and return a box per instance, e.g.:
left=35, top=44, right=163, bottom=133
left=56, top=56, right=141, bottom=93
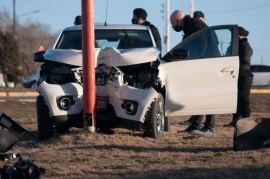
left=220, top=66, right=235, bottom=77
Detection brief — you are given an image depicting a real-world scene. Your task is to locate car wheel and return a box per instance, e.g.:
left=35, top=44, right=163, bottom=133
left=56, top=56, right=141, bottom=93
left=36, top=95, right=54, bottom=140
left=145, top=93, right=165, bottom=138
left=55, top=125, right=69, bottom=134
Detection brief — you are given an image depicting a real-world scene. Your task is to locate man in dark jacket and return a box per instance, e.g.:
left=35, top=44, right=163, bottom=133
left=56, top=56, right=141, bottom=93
left=170, top=10, right=207, bottom=40
left=224, top=26, right=253, bottom=127
left=132, top=8, right=162, bottom=52
left=170, top=10, right=217, bottom=135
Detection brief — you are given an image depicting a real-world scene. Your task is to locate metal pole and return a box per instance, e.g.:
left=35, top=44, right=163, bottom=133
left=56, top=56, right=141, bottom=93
left=13, top=0, right=16, bottom=35
left=82, top=0, right=96, bottom=133
left=166, top=0, right=170, bottom=53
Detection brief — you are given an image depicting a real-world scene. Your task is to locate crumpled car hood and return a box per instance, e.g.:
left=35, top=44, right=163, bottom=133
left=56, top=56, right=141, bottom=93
left=43, top=49, right=83, bottom=66
left=96, top=47, right=160, bottom=67
left=43, top=47, right=160, bottom=67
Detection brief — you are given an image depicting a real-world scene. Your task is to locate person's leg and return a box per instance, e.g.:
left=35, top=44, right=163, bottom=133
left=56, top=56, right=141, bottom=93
left=190, top=115, right=203, bottom=129
left=179, top=115, right=203, bottom=133
left=179, top=115, right=195, bottom=125
left=204, top=115, right=215, bottom=131
left=239, top=75, right=253, bottom=118
left=192, top=115, right=214, bottom=136
left=224, top=74, right=253, bottom=127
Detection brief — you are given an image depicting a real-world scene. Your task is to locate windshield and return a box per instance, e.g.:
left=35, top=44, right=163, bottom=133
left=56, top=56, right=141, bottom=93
left=54, top=29, right=153, bottom=50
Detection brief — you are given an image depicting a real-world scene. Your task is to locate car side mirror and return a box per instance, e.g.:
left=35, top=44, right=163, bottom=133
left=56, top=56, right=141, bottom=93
left=33, top=50, right=46, bottom=62
left=162, top=48, right=189, bottom=62
left=171, top=48, right=189, bottom=60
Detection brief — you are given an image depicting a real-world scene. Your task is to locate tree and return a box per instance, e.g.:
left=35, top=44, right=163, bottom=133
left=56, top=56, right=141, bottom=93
left=0, top=9, right=58, bottom=86
left=0, top=31, right=21, bottom=87
left=16, top=21, right=58, bottom=75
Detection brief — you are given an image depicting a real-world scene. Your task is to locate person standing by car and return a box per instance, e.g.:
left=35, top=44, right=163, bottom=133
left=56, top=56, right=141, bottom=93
left=131, top=8, right=162, bottom=52
left=180, top=10, right=208, bottom=125
left=224, top=26, right=253, bottom=127
left=193, top=10, right=205, bottom=22
left=170, top=10, right=216, bottom=135
left=74, top=15, right=81, bottom=25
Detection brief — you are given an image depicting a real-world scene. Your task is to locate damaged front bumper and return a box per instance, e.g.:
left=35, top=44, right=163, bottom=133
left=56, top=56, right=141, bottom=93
left=37, top=81, right=159, bottom=125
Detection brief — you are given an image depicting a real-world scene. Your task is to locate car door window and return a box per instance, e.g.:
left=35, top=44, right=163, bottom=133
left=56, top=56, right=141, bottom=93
left=257, top=65, right=270, bottom=72
left=251, top=65, right=257, bottom=72
left=165, top=27, right=235, bottom=61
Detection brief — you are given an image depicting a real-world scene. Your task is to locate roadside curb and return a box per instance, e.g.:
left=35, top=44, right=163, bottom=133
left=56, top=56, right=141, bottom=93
left=250, top=89, right=270, bottom=94
left=0, top=92, right=38, bottom=97
left=0, top=89, right=269, bottom=97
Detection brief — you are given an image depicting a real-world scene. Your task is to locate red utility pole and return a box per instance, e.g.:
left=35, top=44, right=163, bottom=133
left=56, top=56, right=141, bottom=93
left=81, top=0, right=96, bottom=133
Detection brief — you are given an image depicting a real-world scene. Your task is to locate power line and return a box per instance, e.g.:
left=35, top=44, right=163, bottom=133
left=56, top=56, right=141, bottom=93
left=207, top=3, right=270, bottom=14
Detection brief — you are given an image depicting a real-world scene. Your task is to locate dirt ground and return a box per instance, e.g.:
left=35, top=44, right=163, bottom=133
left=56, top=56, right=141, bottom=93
left=0, top=93, right=270, bottom=178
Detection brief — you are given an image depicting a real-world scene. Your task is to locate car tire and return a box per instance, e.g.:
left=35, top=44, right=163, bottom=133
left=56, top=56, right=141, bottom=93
left=145, top=93, right=165, bottom=138
left=55, top=125, right=69, bottom=134
left=36, top=95, right=54, bottom=140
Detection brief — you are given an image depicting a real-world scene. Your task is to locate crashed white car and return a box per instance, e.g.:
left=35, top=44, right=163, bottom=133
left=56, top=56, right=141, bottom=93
left=34, top=24, right=240, bottom=139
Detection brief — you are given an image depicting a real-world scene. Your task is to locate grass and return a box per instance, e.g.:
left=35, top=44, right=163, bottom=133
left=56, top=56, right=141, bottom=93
left=1, top=94, right=270, bottom=178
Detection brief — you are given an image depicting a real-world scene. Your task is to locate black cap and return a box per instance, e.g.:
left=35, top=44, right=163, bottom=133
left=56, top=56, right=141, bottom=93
left=133, top=8, right=147, bottom=20
left=74, top=15, right=81, bottom=25
left=193, top=11, right=204, bottom=18
left=238, top=26, right=249, bottom=37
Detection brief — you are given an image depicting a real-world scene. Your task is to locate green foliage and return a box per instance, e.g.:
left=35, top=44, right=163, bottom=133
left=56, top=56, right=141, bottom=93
left=0, top=31, right=21, bottom=84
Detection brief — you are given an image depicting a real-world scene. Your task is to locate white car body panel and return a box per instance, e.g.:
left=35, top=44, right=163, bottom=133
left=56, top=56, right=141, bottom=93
left=43, top=47, right=160, bottom=68
left=251, top=64, right=270, bottom=86
left=253, top=72, right=270, bottom=86
left=43, top=49, right=82, bottom=66
left=160, top=56, right=239, bottom=116
left=96, top=47, right=160, bottom=67
left=97, top=84, right=159, bottom=122
left=37, top=80, right=159, bottom=123
left=37, top=82, right=83, bottom=117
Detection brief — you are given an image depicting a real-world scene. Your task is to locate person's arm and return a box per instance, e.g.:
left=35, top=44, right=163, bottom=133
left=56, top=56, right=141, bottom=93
left=151, top=27, right=162, bottom=52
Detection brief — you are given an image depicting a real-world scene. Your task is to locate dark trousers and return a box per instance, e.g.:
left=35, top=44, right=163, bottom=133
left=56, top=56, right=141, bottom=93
left=233, top=74, right=253, bottom=120
left=191, top=115, right=215, bottom=131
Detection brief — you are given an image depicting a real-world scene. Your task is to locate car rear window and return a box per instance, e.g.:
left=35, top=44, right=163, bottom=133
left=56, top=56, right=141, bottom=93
left=54, top=29, right=153, bottom=50
left=251, top=65, right=270, bottom=73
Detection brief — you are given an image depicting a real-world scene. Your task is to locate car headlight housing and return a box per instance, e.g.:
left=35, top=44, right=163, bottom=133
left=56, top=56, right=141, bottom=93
left=57, top=96, right=75, bottom=110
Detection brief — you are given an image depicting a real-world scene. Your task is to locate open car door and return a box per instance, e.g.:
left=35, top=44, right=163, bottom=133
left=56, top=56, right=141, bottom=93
left=160, top=25, right=239, bottom=116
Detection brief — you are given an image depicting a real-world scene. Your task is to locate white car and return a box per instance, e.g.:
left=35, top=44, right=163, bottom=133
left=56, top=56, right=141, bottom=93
left=251, top=64, right=270, bottom=86
left=34, top=24, right=240, bottom=139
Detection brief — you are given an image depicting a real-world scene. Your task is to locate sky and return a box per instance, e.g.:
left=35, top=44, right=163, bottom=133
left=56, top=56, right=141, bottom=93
left=1, top=0, right=270, bottom=65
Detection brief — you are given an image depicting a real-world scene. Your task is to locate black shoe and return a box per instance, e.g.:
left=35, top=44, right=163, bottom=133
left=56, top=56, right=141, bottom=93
left=193, top=127, right=213, bottom=136
left=179, top=119, right=192, bottom=125
left=178, top=125, right=198, bottom=133
left=241, top=115, right=250, bottom=119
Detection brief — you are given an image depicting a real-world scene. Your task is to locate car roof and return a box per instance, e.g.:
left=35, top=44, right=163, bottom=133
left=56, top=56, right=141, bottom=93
left=251, top=64, right=270, bottom=67
left=63, top=24, right=150, bottom=31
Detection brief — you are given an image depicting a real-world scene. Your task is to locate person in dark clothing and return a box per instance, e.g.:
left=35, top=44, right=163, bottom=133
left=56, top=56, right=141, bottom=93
left=132, top=8, right=162, bottom=52
left=193, top=11, right=205, bottom=22
left=181, top=10, right=208, bottom=125
left=170, top=10, right=217, bottom=135
left=74, top=15, right=81, bottom=25
left=170, top=10, right=207, bottom=40
left=224, top=26, right=253, bottom=127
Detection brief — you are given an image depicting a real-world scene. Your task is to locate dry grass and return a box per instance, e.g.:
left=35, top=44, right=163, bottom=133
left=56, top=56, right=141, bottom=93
left=1, top=94, right=270, bottom=178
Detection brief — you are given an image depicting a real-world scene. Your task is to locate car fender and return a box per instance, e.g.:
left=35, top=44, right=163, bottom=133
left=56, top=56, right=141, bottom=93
left=36, top=81, right=83, bottom=117
left=101, top=82, right=159, bottom=123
